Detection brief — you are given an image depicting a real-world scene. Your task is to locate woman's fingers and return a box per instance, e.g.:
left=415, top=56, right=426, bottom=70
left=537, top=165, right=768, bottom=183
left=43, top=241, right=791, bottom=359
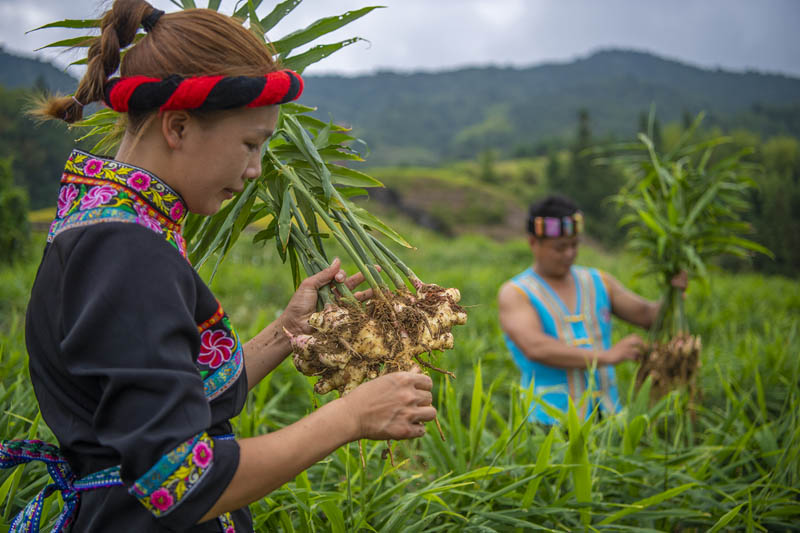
left=410, top=371, right=433, bottom=390
left=303, top=257, right=342, bottom=290
left=412, top=406, right=437, bottom=426
left=416, top=389, right=433, bottom=406
left=307, top=261, right=380, bottom=294
left=343, top=265, right=381, bottom=290
left=352, top=288, right=374, bottom=302
left=344, top=271, right=366, bottom=290
left=346, top=370, right=437, bottom=441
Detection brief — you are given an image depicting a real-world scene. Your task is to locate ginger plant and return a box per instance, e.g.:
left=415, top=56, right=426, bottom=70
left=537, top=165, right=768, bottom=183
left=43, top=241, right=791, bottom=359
left=608, top=113, right=772, bottom=399
left=266, top=116, right=466, bottom=397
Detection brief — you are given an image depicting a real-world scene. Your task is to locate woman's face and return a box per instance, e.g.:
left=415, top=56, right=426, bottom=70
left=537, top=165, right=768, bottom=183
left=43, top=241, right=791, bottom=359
left=169, top=105, right=280, bottom=215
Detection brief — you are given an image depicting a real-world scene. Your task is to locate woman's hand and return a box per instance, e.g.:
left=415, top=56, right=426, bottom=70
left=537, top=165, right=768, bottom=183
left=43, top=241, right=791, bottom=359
left=341, top=369, right=436, bottom=441
left=280, top=258, right=374, bottom=336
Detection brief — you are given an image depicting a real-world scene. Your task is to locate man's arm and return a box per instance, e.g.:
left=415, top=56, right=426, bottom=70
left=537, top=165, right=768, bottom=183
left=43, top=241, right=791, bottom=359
left=603, top=273, right=660, bottom=330
left=498, top=282, right=638, bottom=369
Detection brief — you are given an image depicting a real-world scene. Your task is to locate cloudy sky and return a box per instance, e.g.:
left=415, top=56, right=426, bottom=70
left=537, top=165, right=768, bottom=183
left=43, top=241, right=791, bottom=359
left=1, top=0, right=799, bottom=78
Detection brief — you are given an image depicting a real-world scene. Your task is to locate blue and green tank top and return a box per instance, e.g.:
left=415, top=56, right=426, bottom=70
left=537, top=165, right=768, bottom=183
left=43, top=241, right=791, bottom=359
left=503, top=266, right=620, bottom=424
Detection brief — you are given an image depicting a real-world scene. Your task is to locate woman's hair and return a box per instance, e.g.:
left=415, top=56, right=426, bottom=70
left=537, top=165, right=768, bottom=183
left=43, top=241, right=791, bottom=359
left=526, top=194, right=579, bottom=234
left=35, top=0, right=278, bottom=125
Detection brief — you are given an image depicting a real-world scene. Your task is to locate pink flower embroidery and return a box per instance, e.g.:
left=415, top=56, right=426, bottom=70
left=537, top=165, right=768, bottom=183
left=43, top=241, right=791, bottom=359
left=127, top=171, right=151, bottom=192
left=80, top=185, right=118, bottom=210
left=134, top=203, right=163, bottom=234
left=150, top=488, right=174, bottom=512
left=84, top=158, right=104, bottom=176
left=175, top=233, right=187, bottom=258
left=192, top=441, right=213, bottom=469
left=198, top=330, right=235, bottom=369
left=57, top=184, right=79, bottom=217
left=170, top=201, right=185, bottom=221
left=225, top=528, right=235, bottom=533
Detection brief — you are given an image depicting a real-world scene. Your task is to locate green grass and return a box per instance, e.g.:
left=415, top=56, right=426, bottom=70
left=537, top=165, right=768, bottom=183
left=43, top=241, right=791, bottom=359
left=1, top=226, right=799, bottom=531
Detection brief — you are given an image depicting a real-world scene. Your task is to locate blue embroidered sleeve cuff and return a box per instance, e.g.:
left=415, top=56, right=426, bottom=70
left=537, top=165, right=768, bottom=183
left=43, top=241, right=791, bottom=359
left=129, top=432, right=216, bottom=517
left=128, top=432, right=240, bottom=529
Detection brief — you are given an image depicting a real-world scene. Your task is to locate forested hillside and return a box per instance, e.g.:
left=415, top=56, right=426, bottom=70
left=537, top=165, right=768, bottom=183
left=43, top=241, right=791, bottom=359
left=301, top=49, right=800, bottom=164
left=3, top=47, right=800, bottom=191
left=0, top=48, right=77, bottom=94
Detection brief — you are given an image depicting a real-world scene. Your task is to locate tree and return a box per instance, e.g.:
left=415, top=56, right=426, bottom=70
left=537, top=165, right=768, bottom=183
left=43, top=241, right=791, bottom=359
left=750, top=136, right=800, bottom=276
left=0, top=156, right=30, bottom=264
left=478, top=149, right=496, bottom=183
left=551, top=109, right=624, bottom=245
left=0, top=85, right=77, bottom=208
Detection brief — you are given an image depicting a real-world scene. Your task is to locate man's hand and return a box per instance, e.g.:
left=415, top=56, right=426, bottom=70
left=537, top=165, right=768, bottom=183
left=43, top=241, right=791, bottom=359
left=670, top=270, right=689, bottom=297
left=602, top=334, right=644, bottom=364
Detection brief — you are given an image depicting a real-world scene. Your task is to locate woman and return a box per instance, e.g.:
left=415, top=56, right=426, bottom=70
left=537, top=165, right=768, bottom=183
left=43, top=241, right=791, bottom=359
left=9, top=1, right=436, bottom=531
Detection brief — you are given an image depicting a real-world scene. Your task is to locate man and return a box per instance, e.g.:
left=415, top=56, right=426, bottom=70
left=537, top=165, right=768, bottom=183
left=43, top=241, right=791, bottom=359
left=497, top=195, right=686, bottom=424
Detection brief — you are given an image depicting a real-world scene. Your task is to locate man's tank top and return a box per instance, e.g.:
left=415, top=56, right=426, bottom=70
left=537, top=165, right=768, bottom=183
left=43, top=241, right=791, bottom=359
left=503, top=266, right=620, bottom=424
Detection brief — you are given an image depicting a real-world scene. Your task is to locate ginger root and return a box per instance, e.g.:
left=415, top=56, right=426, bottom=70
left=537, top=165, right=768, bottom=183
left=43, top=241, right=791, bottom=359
left=286, top=283, right=466, bottom=395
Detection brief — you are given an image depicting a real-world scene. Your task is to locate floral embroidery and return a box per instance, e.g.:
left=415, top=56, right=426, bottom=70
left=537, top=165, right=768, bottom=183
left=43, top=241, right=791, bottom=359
left=48, top=150, right=188, bottom=260
left=198, top=330, right=235, bottom=369
left=192, top=441, right=213, bottom=468
left=130, top=432, right=215, bottom=517
left=63, top=150, right=186, bottom=224
left=218, top=512, right=236, bottom=532
left=84, top=158, right=104, bottom=176
left=134, top=203, right=163, bottom=234
left=174, top=232, right=187, bottom=258
left=203, top=341, right=243, bottom=400
left=80, top=185, right=118, bottom=210
left=197, top=303, right=244, bottom=401
left=127, top=171, right=151, bottom=192
left=170, top=201, right=185, bottom=221
left=57, top=184, right=79, bottom=217
left=150, top=488, right=174, bottom=512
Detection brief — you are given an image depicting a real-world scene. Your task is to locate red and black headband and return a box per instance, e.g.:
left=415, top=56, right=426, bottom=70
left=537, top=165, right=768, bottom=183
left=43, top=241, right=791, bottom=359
left=103, top=69, right=303, bottom=113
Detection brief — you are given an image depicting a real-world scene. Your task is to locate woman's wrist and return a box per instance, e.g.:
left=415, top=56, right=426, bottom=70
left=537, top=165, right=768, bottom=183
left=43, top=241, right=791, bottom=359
left=273, top=312, right=290, bottom=345
left=278, top=311, right=301, bottom=337
left=242, top=315, right=295, bottom=390
left=323, top=396, right=361, bottom=443
left=247, top=318, right=291, bottom=357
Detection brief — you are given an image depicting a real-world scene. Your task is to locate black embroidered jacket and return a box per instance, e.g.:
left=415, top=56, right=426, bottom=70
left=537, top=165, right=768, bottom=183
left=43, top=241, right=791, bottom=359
left=26, top=150, right=252, bottom=532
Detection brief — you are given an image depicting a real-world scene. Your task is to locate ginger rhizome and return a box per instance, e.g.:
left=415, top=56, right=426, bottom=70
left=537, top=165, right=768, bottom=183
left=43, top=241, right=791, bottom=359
left=637, top=333, right=701, bottom=401
left=288, top=280, right=467, bottom=395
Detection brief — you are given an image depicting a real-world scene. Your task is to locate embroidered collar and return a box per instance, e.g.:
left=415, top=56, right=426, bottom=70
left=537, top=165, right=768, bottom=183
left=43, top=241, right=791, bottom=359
left=49, top=150, right=189, bottom=259
left=64, top=149, right=187, bottom=224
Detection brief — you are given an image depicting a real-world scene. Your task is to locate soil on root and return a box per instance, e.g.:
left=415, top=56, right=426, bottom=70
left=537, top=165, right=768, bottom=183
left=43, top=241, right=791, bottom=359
left=298, top=286, right=463, bottom=395
left=636, top=334, right=702, bottom=402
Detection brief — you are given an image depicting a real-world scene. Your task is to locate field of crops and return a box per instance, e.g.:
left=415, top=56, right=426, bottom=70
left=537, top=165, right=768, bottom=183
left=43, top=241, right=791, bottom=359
left=1, top=224, right=798, bottom=531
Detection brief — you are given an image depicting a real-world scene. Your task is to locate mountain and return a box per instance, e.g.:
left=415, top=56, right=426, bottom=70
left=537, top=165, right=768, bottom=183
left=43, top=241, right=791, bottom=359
left=0, top=50, right=80, bottom=209
left=0, top=48, right=78, bottom=94
left=301, top=49, right=800, bottom=164
left=3, top=47, right=799, bottom=167
left=3, top=48, right=800, bottom=208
